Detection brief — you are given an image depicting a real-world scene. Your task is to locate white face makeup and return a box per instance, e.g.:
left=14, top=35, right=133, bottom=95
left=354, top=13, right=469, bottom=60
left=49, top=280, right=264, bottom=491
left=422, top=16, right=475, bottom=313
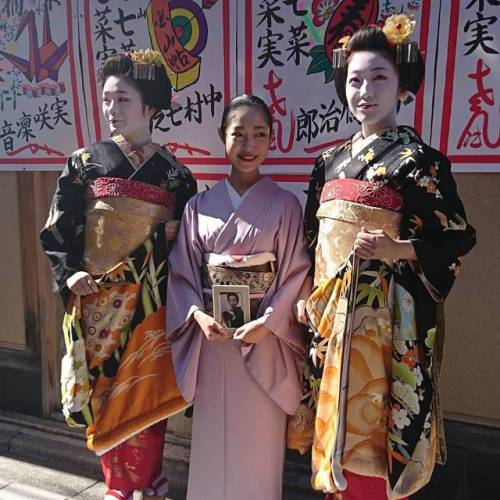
left=101, top=75, right=154, bottom=144
left=223, top=105, right=271, bottom=176
left=345, top=50, right=400, bottom=137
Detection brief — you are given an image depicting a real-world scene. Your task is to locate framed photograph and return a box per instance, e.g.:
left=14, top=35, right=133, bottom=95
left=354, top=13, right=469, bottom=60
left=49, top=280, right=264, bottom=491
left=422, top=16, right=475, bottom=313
left=212, top=285, right=251, bottom=333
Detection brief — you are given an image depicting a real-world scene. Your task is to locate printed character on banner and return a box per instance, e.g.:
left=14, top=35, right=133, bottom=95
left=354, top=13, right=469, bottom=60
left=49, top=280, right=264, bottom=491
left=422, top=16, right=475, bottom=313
left=147, top=0, right=208, bottom=90
left=457, top=58, right=500, bottom=150
left=0, top=1, right=72, bottom=157
left=457, top=1, right=499, bottom=151
left=254, top=0, right=394, bottom=158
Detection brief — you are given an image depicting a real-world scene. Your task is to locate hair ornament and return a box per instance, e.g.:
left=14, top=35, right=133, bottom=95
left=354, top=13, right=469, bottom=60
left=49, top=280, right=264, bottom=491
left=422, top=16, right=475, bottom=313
left=382, top=14, right=416, bottom=44
left=382, top=14, right=419, bottom=64
left=98, top=49, right=164, bottom=84
left=399, top=89, right=416, bottom=105
left=331, top=13, right=419, bottom=69
left=129, top=49, right=164, bottom=81
left=394, top=39, right=419, bottom=64
left=129, top=49, right=164, bottom=66
left=332, top=35, right=351, bottom=69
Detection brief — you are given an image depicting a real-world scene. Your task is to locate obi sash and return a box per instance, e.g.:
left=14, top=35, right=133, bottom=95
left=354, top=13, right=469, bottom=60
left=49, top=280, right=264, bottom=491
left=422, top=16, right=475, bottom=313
left=201, top=252, right=277, bottom=320
left=83, top=177, right=175, bottom=275
left=314, top=178, right=403, bottom=287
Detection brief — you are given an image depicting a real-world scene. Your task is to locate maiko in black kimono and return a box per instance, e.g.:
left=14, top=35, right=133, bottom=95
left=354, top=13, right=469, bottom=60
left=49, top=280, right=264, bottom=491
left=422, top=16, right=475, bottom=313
left=288, top=126, right=476, bottom=499
left=40, top=135, right=196, bottom=489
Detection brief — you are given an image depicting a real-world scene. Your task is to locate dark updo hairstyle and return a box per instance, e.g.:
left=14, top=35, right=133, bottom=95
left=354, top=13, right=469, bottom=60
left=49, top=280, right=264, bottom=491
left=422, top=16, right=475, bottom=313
left=99, top=53, right=171, bottom=113
left=333, top=26, right=425, bottom=107
left=226, top=292, right=239, bottom=303
left=219, top=94, right=273, bottom=138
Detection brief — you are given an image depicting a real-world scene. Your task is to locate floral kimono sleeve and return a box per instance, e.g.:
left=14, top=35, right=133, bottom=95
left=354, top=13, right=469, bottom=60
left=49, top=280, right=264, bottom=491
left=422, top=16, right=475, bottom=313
left=40, top=153, right=87, bottom=297
left=304, top=155, right=325, bottom=273
left=399, top=149, right=476, bottom=301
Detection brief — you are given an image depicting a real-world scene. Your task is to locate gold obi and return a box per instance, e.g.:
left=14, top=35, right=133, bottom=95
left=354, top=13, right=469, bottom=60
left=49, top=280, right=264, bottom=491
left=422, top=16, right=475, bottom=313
left=83, top=197, right=172, bottom=275
left=201, top=260, right=276, bottom=320
left=314, top=199, right=402, bottom=286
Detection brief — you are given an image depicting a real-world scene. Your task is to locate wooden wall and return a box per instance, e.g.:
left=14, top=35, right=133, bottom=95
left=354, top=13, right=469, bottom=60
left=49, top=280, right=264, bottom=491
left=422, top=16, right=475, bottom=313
left=0, top=173, right=26, bottom=351
left=440, top=173, right=499, bottom=426
left=0, top=171, right=62, bottom=416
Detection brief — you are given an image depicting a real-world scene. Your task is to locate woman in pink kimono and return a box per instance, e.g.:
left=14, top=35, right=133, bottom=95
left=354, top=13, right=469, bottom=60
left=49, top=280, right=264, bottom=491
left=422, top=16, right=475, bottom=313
left=166, top=95, right=311, bottom=500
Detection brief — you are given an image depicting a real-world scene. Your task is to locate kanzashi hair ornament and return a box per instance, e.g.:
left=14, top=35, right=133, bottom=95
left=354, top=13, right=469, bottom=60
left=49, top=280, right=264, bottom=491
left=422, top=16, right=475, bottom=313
left=394, top=41, right=419, bottom=64
left=331, top=14, right=420, bottom=69
left=332, top=35, right=351, bottom=69
left=382, top=14, right=419, bottom=64
left=97, top=49, right=164, bottom=84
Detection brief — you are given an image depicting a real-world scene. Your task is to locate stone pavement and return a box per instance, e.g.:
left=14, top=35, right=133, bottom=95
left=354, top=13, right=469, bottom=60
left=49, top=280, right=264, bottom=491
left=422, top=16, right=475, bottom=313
left=0, top=454, right=188, bottom=500
left=2, top=410, right=500, bottom=499
left=0, top=410, right=320, bottom=500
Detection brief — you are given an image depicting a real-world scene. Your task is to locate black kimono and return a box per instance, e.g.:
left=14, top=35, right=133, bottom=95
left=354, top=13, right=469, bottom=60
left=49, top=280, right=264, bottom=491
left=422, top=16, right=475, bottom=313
left=288, top=126, right=476, bottom=498
left=40, top=135, right=196, bottom=489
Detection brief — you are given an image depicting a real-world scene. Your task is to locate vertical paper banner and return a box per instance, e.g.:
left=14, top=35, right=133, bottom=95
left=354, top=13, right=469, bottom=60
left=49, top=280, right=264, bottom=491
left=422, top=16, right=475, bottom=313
left=0, top=0, right=496, bottom=174
left=83, top=0, right=236, bottom=180
left=435, top=0, right=499, bottom=172
left=242, top=0, right=431, bottom=182
left=0, top=0, right=86, bottom=170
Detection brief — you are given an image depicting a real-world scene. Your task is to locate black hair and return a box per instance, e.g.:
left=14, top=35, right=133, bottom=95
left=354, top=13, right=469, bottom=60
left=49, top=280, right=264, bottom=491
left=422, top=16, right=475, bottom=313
left=226, top=292, right=239, bottom=303
left=333, top=26, right=425, bottom=107
left=219, top=94, right=273, bottom=137
left=99, top=53, right=171, bottom=113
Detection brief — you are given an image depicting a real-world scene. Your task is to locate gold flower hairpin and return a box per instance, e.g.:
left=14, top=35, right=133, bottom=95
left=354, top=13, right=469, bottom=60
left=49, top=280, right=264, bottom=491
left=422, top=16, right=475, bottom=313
left=382, top=14, right=416, bottom=45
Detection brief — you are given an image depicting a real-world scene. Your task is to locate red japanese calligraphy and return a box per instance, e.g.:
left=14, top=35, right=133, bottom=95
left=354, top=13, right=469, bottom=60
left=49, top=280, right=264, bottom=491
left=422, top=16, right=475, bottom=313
left=457, top=58, right=500, bottom=150
left=263, top=70, right=295, bottom=153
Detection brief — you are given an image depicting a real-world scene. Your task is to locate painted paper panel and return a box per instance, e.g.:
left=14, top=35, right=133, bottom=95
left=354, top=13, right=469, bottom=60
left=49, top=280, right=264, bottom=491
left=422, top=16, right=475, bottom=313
left=0, top=0, right=86, bottom=170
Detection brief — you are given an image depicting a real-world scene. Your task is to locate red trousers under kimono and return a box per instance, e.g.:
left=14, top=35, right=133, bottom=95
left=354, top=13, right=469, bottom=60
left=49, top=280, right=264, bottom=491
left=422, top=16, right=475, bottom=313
left=324, top=471, right=408, bottom=500
left=100, top=420, right=167, bottom=491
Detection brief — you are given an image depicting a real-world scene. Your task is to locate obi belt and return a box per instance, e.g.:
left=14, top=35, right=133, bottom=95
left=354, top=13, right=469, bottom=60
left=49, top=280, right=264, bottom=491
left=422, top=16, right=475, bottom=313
left=201, top=252, right=277, bottom=321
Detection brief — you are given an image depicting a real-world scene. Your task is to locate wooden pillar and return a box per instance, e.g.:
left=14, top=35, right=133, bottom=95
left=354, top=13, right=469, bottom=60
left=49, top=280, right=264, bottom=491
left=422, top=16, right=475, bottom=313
left=17, top=171, right=62, bottom=416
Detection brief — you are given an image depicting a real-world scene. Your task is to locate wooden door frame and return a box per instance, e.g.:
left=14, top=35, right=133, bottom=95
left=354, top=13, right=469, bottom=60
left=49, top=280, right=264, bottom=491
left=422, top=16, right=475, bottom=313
left=17, top=171, right=62, bottom=416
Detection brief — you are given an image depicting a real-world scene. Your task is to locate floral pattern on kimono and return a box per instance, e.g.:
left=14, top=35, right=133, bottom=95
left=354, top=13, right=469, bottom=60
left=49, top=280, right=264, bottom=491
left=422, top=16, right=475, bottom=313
left=289, top=126, right=476, bottom=499
left=40, top=136, right=197, bottom=458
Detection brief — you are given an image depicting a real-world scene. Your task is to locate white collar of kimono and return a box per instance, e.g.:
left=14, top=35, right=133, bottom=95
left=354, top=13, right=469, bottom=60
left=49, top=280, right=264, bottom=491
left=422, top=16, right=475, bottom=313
left=204, top=252, right=276, bottom=267
left=224, top=177, right=260, bottom=210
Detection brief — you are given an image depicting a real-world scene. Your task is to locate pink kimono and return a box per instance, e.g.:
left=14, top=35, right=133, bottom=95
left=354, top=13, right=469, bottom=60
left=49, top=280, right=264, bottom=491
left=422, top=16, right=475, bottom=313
left=167, top=176, right=310, bottom=500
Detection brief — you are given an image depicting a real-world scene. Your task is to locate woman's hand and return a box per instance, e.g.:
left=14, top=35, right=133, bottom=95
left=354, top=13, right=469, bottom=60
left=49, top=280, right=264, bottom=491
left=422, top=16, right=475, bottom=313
left=165, top=220, right=181, bottom=241
left=295, top=299, right=308, bottom=326
left=233, top=320, right=270, bottom=344
left=354, top=227, right=416, bottom=260
left=193, top=309, right=231, bottom=342
left=66, top=271, right=99, bottom=296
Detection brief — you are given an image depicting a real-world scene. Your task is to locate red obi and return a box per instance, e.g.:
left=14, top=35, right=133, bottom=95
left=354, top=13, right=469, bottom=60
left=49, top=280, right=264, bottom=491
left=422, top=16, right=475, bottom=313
left=87, top=177, right=176, bottom=210
left=320, top=178, right=403, bottom=212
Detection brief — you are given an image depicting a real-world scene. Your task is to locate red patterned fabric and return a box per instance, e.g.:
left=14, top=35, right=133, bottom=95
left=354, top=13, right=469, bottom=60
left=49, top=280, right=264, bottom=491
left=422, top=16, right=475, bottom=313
left=100, top=420, right=167, bottom=490
left=323, top=471, right=408, bottom=500
left=87, top=177, right=176, bottom=209
left=321, top=178, right=403, bottom=212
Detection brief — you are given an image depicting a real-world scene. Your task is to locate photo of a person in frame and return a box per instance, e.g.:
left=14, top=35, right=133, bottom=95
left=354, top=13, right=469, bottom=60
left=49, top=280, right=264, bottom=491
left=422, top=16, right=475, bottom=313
left=225, top=292, right=244, bottom=328
left=221, top=310, right=235, bottom=329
